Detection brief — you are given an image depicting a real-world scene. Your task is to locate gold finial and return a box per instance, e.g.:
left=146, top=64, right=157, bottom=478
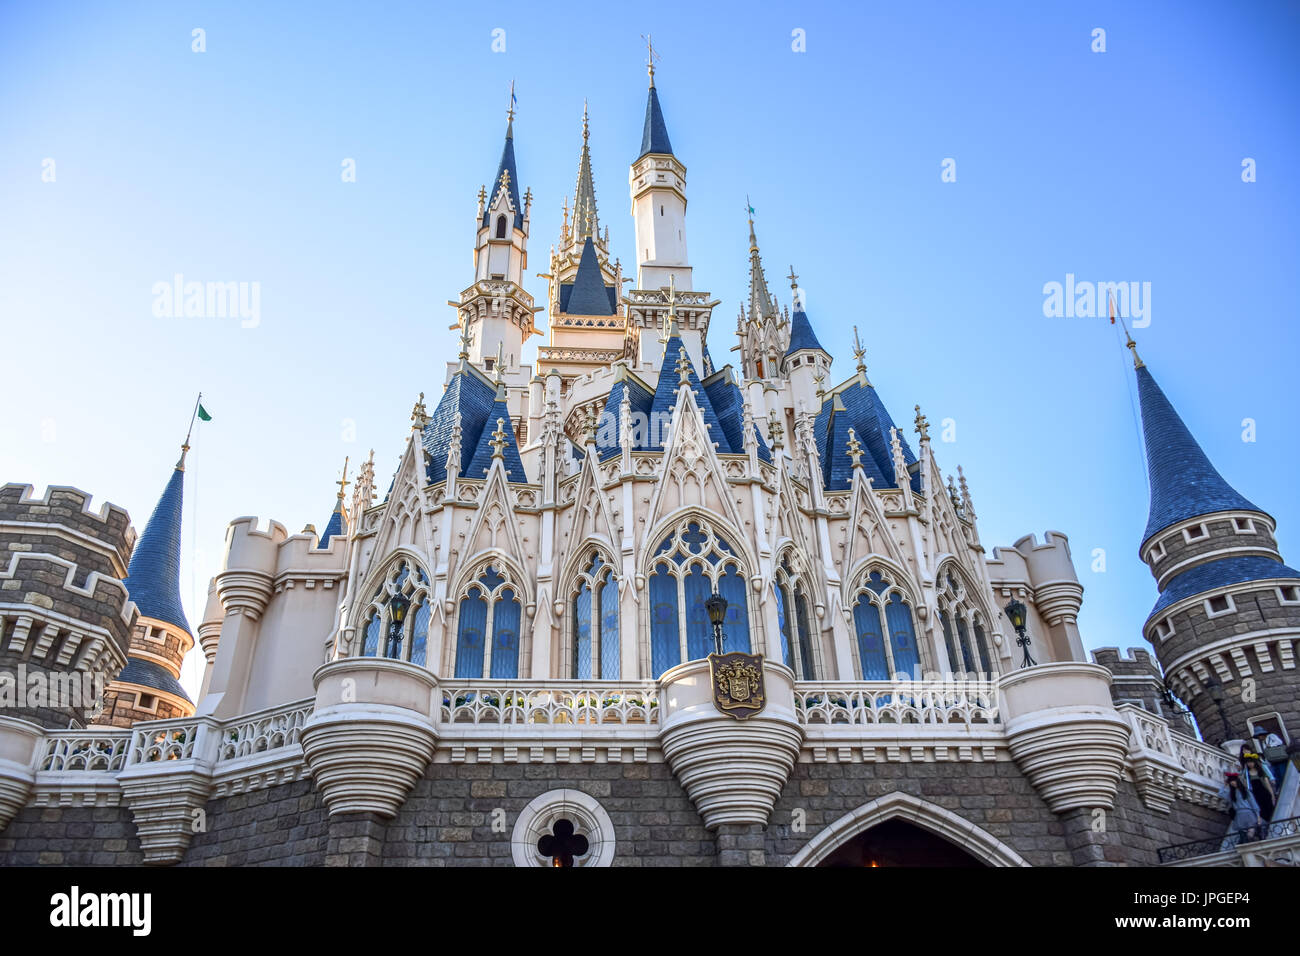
left=507, top=79, right=516, bottom=123
left=582, top=98, right=589, bottom=141
left=641, top=33, right=660, bottom=87
left=489, top=417, right=508, bottom=459
left=914, top=404, right=930, bottom=441
left=411, top=393, right=430, bottom=430
left=786, top=265, right=799, bottom=290
left=852, top=325, right=869, bottom=385
left=814, top=369, right=827, bottom=400
left=335, top=456, right=350, bottom=503
left=846, top=427, right=864, bottom=470
left=495, top=341, right=506, bottom=384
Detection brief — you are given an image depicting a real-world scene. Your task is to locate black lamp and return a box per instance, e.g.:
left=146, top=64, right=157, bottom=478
left=1003, top=597, right=1037, bottom=668
left=705, top=590, right=728, bottom=656
left=386, top=592, right=409, bottom=659
left=1203, top=674, right=1232, bottom=740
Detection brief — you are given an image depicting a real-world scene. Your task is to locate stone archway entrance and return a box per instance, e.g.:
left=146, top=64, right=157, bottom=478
left=787, top=791, right=1030, bottom=867
left=818, top=819, right=986, bottom=867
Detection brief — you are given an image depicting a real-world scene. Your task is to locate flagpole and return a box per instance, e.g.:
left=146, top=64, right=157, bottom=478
left=184, top=392, right=202, bottom=449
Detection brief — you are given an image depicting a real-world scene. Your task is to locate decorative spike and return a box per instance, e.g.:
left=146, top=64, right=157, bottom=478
left=957, top=464, right=976, bottom=519
left=852, top=326, right=870, bottom=387
left=768, top=411, right=785, bottom=450
left=410, top=392, right=430, bottom=431
left=489, top=417, right=509, bottom=459
left=914, top=404, right=930, bottom=442
left=846, top=427, right=864, bottom=470
left=676, top=346, right=692, bottom=387
left=335, top=456, right=351, bottom=505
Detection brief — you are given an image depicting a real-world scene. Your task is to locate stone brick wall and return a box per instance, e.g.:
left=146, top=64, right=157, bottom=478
left=1106, top=782, right=1229, bottom=865
left=380, top=761, right=717, bottom=866
left=0, top=804, right=143, bottom=866
left=765, top=759, right=1067, bottom=866
left=1145, top=515, right=1278, bottom=584
left=180, top=779, right=328, bottom=866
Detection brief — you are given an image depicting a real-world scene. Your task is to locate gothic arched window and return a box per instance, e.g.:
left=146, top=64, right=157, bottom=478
left=495, top=215, right=507, bottom=239
left=936, top=568, right=997, bottom=679
left=571, top=552, right=620, bottom=679
left=455, top=564, right=522, bottom=678
left=850, top=570, right=921, bottom=680
left=774, top=554, right=817, bottom=679
left=647, top=519, right=750, bottom=678
left=357, top=559, right=431, bottom=666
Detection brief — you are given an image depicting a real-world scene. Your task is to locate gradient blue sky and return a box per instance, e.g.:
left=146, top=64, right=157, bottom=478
left=2, top=1, right=1297, bottom=697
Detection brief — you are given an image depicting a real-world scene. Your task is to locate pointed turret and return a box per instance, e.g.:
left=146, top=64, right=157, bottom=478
left=482, top=116, right=523, bottom=231
left=100, top=444, right=196, bottom=725
left=638, top=85, right=674, bottom=160
left=1133, top=351, right=1300, bottom=749
left=122, top=458, right=189, bottom=634
left=1136, top=363, right=1263, bottom=547
left=738, top=209, right=786, bottom=381
left=630, top=55, right=693, bottom=292
left=565, top=237, right=616, bottom=317
left=779, top=267, right=832, bottom=410
left=319, top=458, right=350, bottom=547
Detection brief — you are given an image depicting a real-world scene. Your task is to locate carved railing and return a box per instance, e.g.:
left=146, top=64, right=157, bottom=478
left=39, top=729, right=131, bottom=772
left=438, top=682, right=660, bottom=726
left=1172, top=732, right=1235, bottom=781
left=217, top=699, right=313, bottom=762
left=793, top=682, right=1000, bottom=727
left=129, top=718, right=201, bottom=763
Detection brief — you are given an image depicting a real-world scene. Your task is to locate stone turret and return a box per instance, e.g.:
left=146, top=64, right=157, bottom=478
left=1132, top=346, right=1300, bottom=748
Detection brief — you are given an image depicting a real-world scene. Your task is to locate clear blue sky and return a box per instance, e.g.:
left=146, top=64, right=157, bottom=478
left=2, top=1, right=1297, bottom=697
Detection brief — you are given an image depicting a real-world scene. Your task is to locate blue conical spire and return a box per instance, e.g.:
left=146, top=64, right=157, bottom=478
left=565, top=237, right=615, bottom=316
left=784, top=305, right=827, bottom=357
left=482, top=116, right=523, bottom=229
left=638, top=86, right=674, bottom=160
left=122, top=458, right=190, bottom=634
left=1137, top=363, right=1263, bottom=547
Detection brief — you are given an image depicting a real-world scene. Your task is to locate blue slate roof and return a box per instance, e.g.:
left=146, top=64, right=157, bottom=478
left=422, top=369, right=498, bottom=484
left=650, top=335, right=731, bottom=454
left=465, top=397, right=528, bottom=483
left=814, top=380, right=920, bottom=493
left=703, top=369, right=772, bottom=464
left=482, top=120, right=523, bottom=229
left=122, top=466, right=191, bottom=634
left=562, top=238, right=616, bottom=316
left=638, top=86, right=674, bottom=159
left=115, top=657, right=192, bottom=704
left=784, top=307, right=827, bottom=358
left=319, top=506, right=345, bottom=547
left=595, top=372, right=655, bottom=462
left=1138, top=365, right=1262, bottom=547
left=1150, top=555, right=1300, bottom=619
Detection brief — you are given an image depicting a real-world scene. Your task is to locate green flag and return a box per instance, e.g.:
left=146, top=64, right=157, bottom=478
left=197, top=404, right=212, bottom=422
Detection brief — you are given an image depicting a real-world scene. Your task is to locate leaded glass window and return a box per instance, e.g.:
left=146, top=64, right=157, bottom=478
left=355, top=559, right=432, bottom=666
left=646, top=519, right=750, bottom=678
left=849, top=568, right=922, bottom=680
left=936, top=565, right=998, bottom=679
left=774, top=554, right=817, bottom=680
left=570, top=552, right=620, bottom=679
left=454, top=563, right=524, bottom=678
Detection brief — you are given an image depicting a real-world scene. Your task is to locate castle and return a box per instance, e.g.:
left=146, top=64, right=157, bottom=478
left=1, top=66, right=1296, bottom=868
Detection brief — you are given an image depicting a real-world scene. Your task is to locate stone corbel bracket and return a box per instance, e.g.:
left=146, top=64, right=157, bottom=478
left=301, top=658, right=438, bottom=817
left=0, top=717, right=44, bottom=832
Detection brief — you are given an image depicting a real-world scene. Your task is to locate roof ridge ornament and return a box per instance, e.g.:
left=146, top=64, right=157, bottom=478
left=335, top=456, right=350, bottom=508
left=489, top=417, right=509, bottom=460
left=846, top=427, right=864, bottom=471
left=852, top=325, right=870, bottom=386
left=914, top=404, right=930, bottom=442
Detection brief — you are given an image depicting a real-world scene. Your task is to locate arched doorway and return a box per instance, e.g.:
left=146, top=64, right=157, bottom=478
left=819, top=819, right=986, bottom=867
left=787, top=792, right=1030, bottom=867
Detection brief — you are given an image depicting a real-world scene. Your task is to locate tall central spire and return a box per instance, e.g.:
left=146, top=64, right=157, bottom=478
left=746, top=207, right=778, bottom=326
left=572, top=101, right=599, bottom=240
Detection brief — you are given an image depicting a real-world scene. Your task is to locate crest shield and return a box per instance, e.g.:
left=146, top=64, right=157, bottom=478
left=709, top=652, right=766, bottom=719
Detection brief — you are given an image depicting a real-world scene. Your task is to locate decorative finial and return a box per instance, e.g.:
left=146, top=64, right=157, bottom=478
left=507, top=79, right=516, bottom=123
left=490, top=417, right=508, bottom=459
left=914, top=404, right=930, bottom=441
left=458, top=320, right=474, bottom=362
left=641, top=33, right=660, bottom=88
left=852, top=326, right=869, bottom=386
left=947, top=474, right=962, bottom=511
left=814, top=370, right=827, bottom=401
left=495, top=341, right=506, bottom=385
left=676, top=345, right=692, bottom=387
left=176, top=442, right=190, bottom=471
left=846, top=427, right=864, bottom=470
left=768, top=411, right=785, bottom=450
left=582, top=98, right=589, bottom=141
left=787, top=265, right=799, bottom=290
left=957, top=464, right=976, bottom=518
left=335, top=456, right=351, bottom=503
left=411, top=392, right=430, bottom=430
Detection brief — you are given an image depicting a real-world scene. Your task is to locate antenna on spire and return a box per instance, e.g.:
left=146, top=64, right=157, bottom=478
left=641, top=33, right=661, bottom=87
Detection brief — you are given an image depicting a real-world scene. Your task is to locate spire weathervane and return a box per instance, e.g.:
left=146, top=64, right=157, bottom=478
left=1111, top=291, right=1145, bottom=369
left=787, top=266, right=802, bottom=309
left=458, top=320, right=474, bottom=362
left=495, top=341, right=506, bottom=385
left=335, top=457, right=350, bottom=503
left=852, top=325, right=869, bottom=386
left=507, top=79, right=516, bottom=123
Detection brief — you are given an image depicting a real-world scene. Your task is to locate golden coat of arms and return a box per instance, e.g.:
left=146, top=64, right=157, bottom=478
left=710, top=652, right=766, bottom=719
